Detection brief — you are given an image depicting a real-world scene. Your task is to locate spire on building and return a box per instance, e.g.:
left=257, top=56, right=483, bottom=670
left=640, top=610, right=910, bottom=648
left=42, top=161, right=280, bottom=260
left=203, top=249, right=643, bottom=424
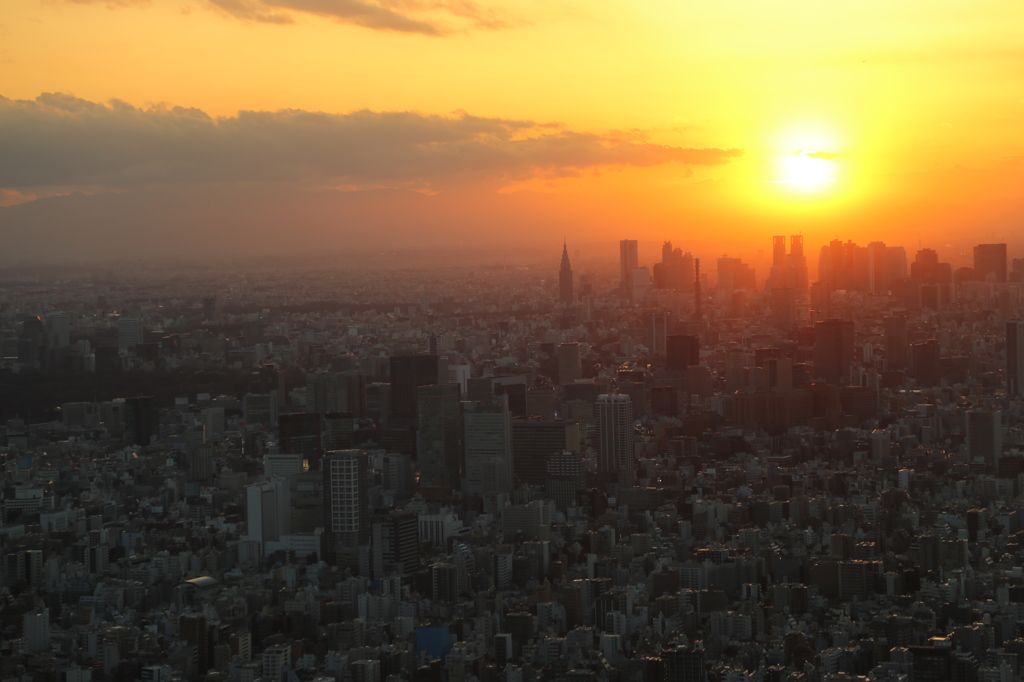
left=559, top=240, right=574, bottom=305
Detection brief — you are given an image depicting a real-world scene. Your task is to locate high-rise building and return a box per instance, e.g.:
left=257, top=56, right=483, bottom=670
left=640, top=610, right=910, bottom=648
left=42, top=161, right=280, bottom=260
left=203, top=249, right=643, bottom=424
left=463, top=395, right=513, bottom=494
left=546, top=450, right=584, bottom=510
left=557, top=342, right=582, bottom=384
left=884, top=315, right=909, bottom=372
left=771, top=288, right=796, bottom=328
left=416, top=384, right=464, bottom=488
left=124, top=396, right=158, bottom=447
left=371, top=509, right=420, bottom=578
left=646, top=311, right=670, bottom=358
left=389, top=354, right=439, bottom=425
left=243, top=477, right=292, bottom=555
left=717, top=257, right=755, bottom=292
left=813, top=319, right=855, bottom=385
left=117, top=317, right=143, bottom=351
left=512, top=418, right=581, bottom=486
left=653, top=241, right=694, bottom=292
left=278, top=413, right=323, bottom=468
left=559, top=241, right=574, bottom=305
left=664, top=646, right=705, bottom=682
left=619, top=240, right=638, bottom=292
left=974, top=243, right=1007, bottom=283
left=910, top=339, right=941, bottom=388
left=667, top=335, right=700, bottom=370
left=967, top=410, right=1002, bottom=469
left=1007, top=320, right=1024, bottom=397
left=22, top=608, right=50, bottom=652
left=596, top=394, right=634, bottom=485
left=323, top=449, right=370, bottom=565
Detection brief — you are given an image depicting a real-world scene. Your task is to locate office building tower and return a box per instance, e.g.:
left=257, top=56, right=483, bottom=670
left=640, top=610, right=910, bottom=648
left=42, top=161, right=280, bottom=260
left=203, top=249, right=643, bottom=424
left=694, top=258, right=702, bottom=322
left=664, top=645, right=705, bottom=682
left=790, top=235, right=809, bottom=292
left=667, top=335, right=700, bottom=370
left=646, top=311, right=670, bottom=358
left=813, top=319, right=854, bottom=385
left=974, top=243, right=1008, bottom=283
left=463, top=395, right=513, bottom=494
left=261, top=645, right=291, bottom=682
left=278, top=413, right=323, bottom=468
left=619, top=240, right=638, bottom=292
left=307, top=371, right=365, bottom=417
left=967, top=410, right=1002, bottom=469
left=546, top=450, right=584, bottom=510
left=910, top=339, right=941, bottom=388
left=771, top=288, right=796, bottom=328
left=653, top=241, right=694, bottom=291
left=512, top=418, right=581, bottom=486
left=46, top=312, right=70, bottom=348
left=323, top=449, right=370, bottom=565
left=201, top=406, right=225, bottom=441
left=389, top=354, right=439, bottom=425
left=242, top=392, right=278, bottom=426
left=716, top=257, right=756, bottom=292
left=124, top=396, right=158, bottom=447
left=559, top=241, right=574, bottom=305
left=263, top=452, right=303, bottom=477
left=243, top=478, right=291, bottom=555
left=1008, top=320, right=1024, bottom=397
left=323, top=412, right=355, bottom=450
left=557, top=342, right=582, bottom=384
left=188, top=444, right=214, bottom=483
left=22, top=608, right=50, bottom=652
left=596, top=394, right=634, bottom=485
left=371, top=509, right=420, bottom=578
left=117, top=317, right=143, bottom=351
left=884, top=315, right=909, bottom=372
left=417, top=383, right=464, bottom=488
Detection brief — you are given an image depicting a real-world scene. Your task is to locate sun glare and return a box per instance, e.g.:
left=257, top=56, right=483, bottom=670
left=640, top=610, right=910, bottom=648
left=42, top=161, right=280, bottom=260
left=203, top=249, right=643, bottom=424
left=779, top=150, right=837, bottom=193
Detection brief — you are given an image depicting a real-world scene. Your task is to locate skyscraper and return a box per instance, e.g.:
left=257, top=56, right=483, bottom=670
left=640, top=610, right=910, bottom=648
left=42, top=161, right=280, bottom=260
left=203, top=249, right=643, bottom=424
left=557, top=342, right=582, bottom=384
left=974, top=243, right=1007, bottom=283
left=323, top=449, right=369, bottom=566
left=463, top=394, right=513, bottom=494
left=813, top=319, right=854, bottom=385
left=1007, top=319, right=1024, bottom=397
left=243, top=477, right=292, bottom=556
left=389, top=354, right=439, bottom=425
left=416, top=383, right=464, bottom=488
left=596, top=394, right=634, bottom=485
left=967, top=410, right=1002, bottom=469
left=117, top=317, right=143, bottom=351
left=646, top=311, right=670, bottom=358
left=559, top=241, right=574, bottom=305
left=910, top=339, right=941, bottom=388
left=884, top=315, right=909, bottom=372
left=619, top=239, right=638, bottom=292
left=279, top=412, right=323, bottom=468
left=666, top=335, right=700, bottom=370
left=512, top=418, right=581, bottom=486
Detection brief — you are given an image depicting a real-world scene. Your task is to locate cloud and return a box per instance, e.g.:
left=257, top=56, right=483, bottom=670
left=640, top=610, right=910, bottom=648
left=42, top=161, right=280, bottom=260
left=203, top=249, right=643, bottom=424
left=803, top=150, right=839, bottom=159
left=0, top=93, right=742, bottom=194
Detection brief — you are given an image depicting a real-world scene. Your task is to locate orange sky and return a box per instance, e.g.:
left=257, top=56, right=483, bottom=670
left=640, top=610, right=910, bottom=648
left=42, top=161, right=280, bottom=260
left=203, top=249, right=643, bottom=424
left=1, top=0, right=1022, bottom=262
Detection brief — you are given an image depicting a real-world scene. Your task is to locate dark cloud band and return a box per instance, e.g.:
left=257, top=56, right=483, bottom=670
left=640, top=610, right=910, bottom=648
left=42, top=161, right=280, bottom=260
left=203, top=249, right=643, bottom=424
left=0, top=93, right=742, bottom=192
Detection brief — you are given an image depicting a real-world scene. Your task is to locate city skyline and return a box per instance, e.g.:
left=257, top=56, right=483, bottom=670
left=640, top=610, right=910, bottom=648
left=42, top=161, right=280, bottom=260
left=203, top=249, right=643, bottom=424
left=2, top=1, right=1023, bottom=261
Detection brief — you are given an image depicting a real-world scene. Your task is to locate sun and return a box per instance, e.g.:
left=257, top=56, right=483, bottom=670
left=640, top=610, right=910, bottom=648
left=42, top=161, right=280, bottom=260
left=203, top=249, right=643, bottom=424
left=778, top=150, right=837, bottom=193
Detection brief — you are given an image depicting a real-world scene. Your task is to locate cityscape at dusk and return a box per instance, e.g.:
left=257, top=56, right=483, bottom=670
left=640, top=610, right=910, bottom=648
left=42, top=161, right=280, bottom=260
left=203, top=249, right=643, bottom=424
left=2, top=1, right=1024, bottom=682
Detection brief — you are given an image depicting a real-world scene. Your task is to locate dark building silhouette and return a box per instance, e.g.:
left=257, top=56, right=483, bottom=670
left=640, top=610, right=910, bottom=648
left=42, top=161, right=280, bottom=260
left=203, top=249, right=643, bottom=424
left=1008, top=320, right=1024, bottom=397
left=389, top=354, right=439, bottom=425
left=974, top=243, right=1007, bottom=283
left=512, top=418, right=581, bottom=486
left=279, top=412, right=323, bottom=467
left=884, top=314, right=909, bottom=372
left=667, top=335, right=700, bottom=370
left=910, top=339, right=940, bottom=388
left=416, top=383, right=464, bottom=488
left=124, top=396, right=159, bottom=447
left=813, top=319, right=854, bottom=385
left=559, top=241, right=574, bottom=305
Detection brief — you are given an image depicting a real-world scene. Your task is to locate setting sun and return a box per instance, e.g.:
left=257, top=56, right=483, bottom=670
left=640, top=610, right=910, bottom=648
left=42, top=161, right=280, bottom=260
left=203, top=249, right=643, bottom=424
left=778, top=150, right=838, bottom=193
